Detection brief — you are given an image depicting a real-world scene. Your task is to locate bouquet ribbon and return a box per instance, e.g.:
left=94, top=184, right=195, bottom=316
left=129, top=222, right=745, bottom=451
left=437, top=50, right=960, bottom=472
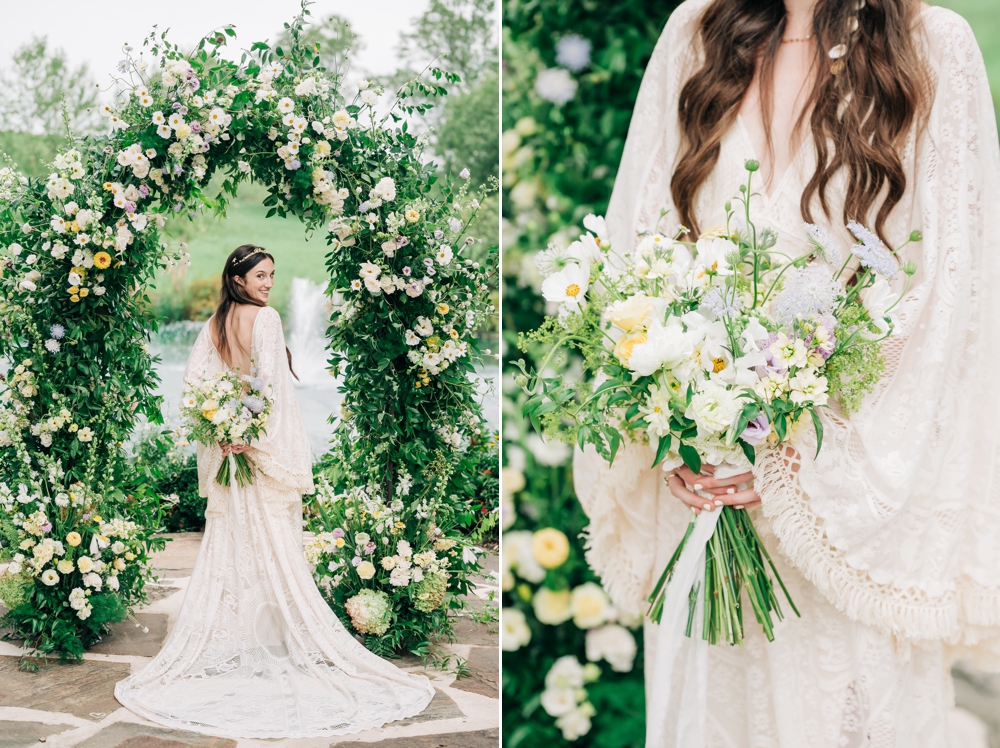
left=646, top=508, right=721, bottom=748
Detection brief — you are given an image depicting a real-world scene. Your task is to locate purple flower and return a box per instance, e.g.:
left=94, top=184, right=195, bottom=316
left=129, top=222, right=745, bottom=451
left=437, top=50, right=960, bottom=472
left=741, top=413, right=771, bottom=446
left=249, top=376, right=265, bottom=391
left=364, top=541, right=376, bottom=555
left=103, top=146, right=113, bottom=155
left=190, top=121, right=201, bottom=133
left=173, top=164, right=183, bottom=175
left=50, top=324, right=65, bottom=339
left=138, top=184, right=150, bottom=197
left=351, top=556, right=362, bottom=567
left=40, top=522, right=52, bottom=533
left=402, top=266, right=412, bottom=276
left=242, top=395, right=265, bottom=414
left=173, top=202, right=183, bottom=212
left=81, top=512, right=92, bottom=521
left=289, top=159, right=301, bottom=170
left=395, top=235, right=409, bottom=248
left=172, top=102, right=182, bottom=109
left=204, top=133, right=214, bottom=143
left=123, top=201, right=136, bottom=213
left=331, top=528, right=345, bottom=539
left=433, top=230, right=444, bottom=240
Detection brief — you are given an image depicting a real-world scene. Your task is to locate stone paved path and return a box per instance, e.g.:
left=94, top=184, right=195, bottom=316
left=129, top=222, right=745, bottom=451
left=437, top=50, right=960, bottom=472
left=0, top=533, right=499, bottom=748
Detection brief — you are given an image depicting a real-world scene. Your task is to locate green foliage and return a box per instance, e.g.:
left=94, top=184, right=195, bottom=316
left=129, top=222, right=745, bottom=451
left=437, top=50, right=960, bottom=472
left=825, top=303, right=887, bottom=413
left=0, top=132, right=65, bottom=178
left=503, top=0, right=681, bottom=744
left=436, top=72, right=500, bottom=188
left=129, top=428, right=204, bottom=532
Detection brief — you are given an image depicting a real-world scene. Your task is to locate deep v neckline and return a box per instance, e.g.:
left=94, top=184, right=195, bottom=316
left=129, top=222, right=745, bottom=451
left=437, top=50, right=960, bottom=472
left=735, top=114, right=810, bottom=207
left=210, top=308, right=265, bottom=374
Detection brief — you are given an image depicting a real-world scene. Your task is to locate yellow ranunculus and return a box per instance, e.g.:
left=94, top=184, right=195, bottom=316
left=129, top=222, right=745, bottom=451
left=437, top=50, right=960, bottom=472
left=532, top=587, right=573, bottom=625
left=436, top=303, right=449, bottom=315
left=532, top=527, right=570, bottom=569
left=614, top=329, right=648, bottom=366
left=608, top=294, right=656, bottom=333
left=57, top=559, right=74, bottom=574
left=66, top=532, right=82, bottom=547
left=405, top=209, right=420, bottom=222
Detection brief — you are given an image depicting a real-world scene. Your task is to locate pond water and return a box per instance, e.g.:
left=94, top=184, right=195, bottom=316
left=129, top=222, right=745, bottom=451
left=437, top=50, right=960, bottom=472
left=151, top=278, right=499, bottom=456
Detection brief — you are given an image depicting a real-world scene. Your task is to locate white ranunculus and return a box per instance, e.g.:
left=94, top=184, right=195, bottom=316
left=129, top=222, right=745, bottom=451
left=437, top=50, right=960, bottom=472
left=540, top=687, right=578, bottom=717
left=502, top=530, right=546, bottom=584
left=545, top=654, right=586, bottom=689
left=569, top=582, right=612, bottom=629
left=685, top=379, right=743, bottom=438
left=556, top=706, right=594, bottom=741
left=585, top=624, right=637, bottom=672
left=501, top=607, right=532, bottom=651
left=626, top=316, right=694, bottom=376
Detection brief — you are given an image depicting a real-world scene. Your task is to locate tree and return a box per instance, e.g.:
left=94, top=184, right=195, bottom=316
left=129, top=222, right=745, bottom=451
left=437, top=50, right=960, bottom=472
left=398, top=0, right=497, bottom=87
left=277, top=13, right=362, bottom=76
left=0, top=37, right=100, bottom=135
left=435, top=71, right=499, bottom=186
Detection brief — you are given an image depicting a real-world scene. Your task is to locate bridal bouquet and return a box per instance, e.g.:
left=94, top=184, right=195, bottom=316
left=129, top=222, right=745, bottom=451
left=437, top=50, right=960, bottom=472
left=517, top=160, right=918, bottom=645
left=180, top=369, right=272, bottom=487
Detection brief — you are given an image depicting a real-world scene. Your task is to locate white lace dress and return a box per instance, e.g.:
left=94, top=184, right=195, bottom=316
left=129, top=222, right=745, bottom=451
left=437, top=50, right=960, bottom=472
left=115, top=306, right=434, bottom=739
left=575, top=2, right=1000, bottom=746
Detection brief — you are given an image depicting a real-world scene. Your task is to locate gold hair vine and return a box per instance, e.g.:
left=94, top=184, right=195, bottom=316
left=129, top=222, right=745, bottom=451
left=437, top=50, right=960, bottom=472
left=232, top=247, right=267, bottom=265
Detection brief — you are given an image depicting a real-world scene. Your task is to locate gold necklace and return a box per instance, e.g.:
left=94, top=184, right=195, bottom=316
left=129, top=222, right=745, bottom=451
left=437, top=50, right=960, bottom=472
left=781, top=33, right=813, bottom=43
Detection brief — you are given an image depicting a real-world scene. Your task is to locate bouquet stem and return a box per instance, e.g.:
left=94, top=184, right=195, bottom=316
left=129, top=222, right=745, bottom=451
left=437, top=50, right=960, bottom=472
left=647, top=506, right=798, bottom=645
left=216, top=452, right=256, bottom=487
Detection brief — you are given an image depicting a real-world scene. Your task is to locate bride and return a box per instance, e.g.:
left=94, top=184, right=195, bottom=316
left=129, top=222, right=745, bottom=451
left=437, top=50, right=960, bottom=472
left=115, top=244, right=434, bottom=738
left=575, top=0, right=1000, bottom=745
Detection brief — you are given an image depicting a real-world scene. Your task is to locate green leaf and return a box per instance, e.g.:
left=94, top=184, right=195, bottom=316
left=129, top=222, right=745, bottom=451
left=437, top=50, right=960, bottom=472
left=739, top=440, right=756, bottom=465
left=809, top=408, right=824, bottom=457
left=678, top=443, right=702, bottom=474
left=651, top=434, right=673, bottom=469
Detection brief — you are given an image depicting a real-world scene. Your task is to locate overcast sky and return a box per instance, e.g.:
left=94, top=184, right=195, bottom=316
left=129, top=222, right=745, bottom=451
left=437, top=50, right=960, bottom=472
left=0, top=0, right=430, bottom=94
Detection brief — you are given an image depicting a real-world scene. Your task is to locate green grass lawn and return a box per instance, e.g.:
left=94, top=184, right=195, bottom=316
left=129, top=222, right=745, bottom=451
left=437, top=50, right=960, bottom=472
left=153, top=180, right=331, bottom=317
left=934, top=0, right=1000, bottom=115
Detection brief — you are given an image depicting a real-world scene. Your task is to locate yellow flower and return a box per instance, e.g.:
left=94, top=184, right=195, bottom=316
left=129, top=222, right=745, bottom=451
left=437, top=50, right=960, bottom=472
left=79, top=288, right=89, bottom=297
left=614, top=329, right=648, bottom=366
left=77, top=555, right=93, bottom=573
left=532, top=528, right=570, bottom=569
left=70, top=220, right=80, bottom=233
left=114, top=557, right=126, bottom=571
left=405, top=209, right=420, bottom=222
left=94, top=252, right=112, bottom=269
left=103, top=182, right=113, bottom=191
left=66, top=531, right=82, bottom=547
left=68, top=286, right=79, bottom=294
left=70, top=294, right=80, bottom=303
left=436, top=303, right=450, bottom=315
left=608, top=295, right=657, bottom=333
left=57, top=559, right=74, bottom=574
left=449, top=329, right=459, bottom=339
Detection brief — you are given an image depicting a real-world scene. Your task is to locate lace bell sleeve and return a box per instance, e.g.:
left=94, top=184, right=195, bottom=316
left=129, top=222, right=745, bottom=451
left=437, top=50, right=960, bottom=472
left=182, top=323, right=226, bottom=503
left=248, top=306, right=315, bottom=497
left=754, top=9, right=1000, bottom=651
left=573, top=0, right=712, bottom=618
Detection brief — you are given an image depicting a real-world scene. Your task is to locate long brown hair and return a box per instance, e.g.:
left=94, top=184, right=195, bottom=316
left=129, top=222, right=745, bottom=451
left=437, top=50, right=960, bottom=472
left=213, top=244, right=298, bottom=379
left=671, top=0, right=930, bottom=240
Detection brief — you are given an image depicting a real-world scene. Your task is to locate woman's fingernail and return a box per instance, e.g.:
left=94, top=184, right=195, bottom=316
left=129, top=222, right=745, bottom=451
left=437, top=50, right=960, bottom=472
left=703, top=503, right=712, bottom=511
left=714, top=499, right=723, bottom=507
left=694, top=483, right=703, bottom=491
left=727, top=488, right=735, bottom=495
left=735, top=505, right=744, bottom=510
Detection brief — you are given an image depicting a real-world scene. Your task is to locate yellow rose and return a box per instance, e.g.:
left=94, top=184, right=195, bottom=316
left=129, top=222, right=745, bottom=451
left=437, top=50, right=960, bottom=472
left=436, top=303, right=449, bottom=315
left=124, top=551, right=136, bottom=561
left=608, top=295, right=657, bottom=333
left=57, top=559, right=74, bottom=574
left=357, top=561, right=376, bottom=580
left=614, top=329, right=648, bottom=366
left=77, top=555, right=93, bottom=573
left=114, top=557, right=126, bottom=571
left=66, top=532, right=82, bottom=547
left=405, top=209, right=420, bottom=222
left=531, top=527, right=570, bottom=569
left=532, top=587, right=573, bottom=625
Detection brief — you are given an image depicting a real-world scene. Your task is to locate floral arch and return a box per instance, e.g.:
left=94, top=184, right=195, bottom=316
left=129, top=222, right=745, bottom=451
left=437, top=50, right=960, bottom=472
left=0, top=6, right=496, bottom=661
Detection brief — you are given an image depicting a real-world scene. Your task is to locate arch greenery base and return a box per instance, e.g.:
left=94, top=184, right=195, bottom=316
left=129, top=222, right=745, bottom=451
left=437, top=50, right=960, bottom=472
left=0, top=5, right=496, bottom=662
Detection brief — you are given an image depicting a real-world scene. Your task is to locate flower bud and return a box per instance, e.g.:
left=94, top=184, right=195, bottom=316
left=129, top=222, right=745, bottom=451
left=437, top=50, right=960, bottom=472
left=909, top=230, right=922, bottom=243
left=744, top=159, right=760, bottom=172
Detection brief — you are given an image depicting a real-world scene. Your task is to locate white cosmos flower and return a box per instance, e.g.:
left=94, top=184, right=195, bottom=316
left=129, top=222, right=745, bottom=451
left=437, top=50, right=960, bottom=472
left=694, top=236, right=737, bottom=276
left=435, top=245, right=453, bottom=265
left=541, top=262, right=589, bottom=311
left=277, top=97, right=295, bottom=113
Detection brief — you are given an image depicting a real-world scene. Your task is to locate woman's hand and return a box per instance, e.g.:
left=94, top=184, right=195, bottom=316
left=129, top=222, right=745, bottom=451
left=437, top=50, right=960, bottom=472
left=666, top=463, right=761, bottom=514
left=220, top=443, right=249, bottom=456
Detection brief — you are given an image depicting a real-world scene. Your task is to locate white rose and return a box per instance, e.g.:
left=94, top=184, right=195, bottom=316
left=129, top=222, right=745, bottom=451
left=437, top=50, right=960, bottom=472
left=545, top=654, right=586, bottom=689
left=585, top=624, right=637, bottom=672
left=569, top=582, right=611, bottom=629
left=540, top=687, right=578, bottom=717
left=685, top=379, right=743, bottom=437
left=501, top=607, right=532, bottom=651
left=556, top=705, right=594, bottom=741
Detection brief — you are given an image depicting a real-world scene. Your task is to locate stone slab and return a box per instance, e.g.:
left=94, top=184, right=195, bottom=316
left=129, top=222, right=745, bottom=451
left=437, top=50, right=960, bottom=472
left=0, top=655, right=130, bottom=720
left=393, top=688, right=463, bottom=727
left=149, top=533, right=204, bottom=571
left=0, top=720, right=74, bottom=747
left=450, top=646, right=498, bottom=699
left=333, top=728, right=499, bottom=747
left=88, top=613, right=168, bottom=657
left=143, top=585, right=182, bottom=605
left=75, top=721, right=237, bottom=748
left=450, top=615, right=497, bottom=648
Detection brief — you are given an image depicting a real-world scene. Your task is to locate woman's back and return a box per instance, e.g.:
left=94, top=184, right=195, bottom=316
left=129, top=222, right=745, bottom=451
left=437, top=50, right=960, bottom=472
left=209, top=303, right=261, bottom=375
